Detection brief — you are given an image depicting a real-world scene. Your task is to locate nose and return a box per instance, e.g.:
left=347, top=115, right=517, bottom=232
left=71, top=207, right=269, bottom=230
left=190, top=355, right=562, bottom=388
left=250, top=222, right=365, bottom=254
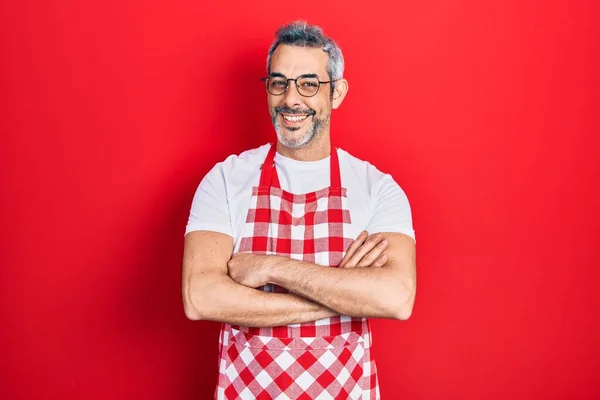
left=281, top=81, right=303, bottom=108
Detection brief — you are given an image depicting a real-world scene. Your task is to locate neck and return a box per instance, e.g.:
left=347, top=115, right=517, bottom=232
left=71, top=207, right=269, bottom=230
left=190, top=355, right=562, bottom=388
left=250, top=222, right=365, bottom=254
left=276, top=132, right=331, bottom=161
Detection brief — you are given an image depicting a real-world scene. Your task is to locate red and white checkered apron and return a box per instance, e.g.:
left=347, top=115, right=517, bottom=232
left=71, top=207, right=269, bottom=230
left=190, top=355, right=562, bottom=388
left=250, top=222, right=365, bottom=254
left=214, top=144, right=380, bottom=399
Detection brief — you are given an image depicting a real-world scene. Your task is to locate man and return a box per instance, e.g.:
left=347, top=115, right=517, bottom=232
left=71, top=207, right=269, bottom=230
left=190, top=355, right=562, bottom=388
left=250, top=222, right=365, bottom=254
left=182, top=21, right=416, bottom=399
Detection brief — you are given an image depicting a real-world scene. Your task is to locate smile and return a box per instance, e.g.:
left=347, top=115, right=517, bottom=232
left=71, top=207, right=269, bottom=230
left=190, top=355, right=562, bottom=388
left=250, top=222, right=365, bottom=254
left=281, top=114, right=309, bottom=122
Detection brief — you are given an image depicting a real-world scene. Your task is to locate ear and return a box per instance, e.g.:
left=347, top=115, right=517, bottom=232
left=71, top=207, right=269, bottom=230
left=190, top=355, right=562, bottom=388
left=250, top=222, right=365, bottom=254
left=331, top=78, right=349, bottom=109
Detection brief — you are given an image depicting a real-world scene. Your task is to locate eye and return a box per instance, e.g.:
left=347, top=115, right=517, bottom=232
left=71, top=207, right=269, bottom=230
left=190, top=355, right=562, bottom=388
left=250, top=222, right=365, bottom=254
left=270, top=80, right=287, bottom=87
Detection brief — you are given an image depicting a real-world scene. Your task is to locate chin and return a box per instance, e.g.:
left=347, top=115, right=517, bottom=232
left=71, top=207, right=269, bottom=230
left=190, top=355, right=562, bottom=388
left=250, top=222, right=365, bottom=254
left=277, top=129, right=315, bottom=149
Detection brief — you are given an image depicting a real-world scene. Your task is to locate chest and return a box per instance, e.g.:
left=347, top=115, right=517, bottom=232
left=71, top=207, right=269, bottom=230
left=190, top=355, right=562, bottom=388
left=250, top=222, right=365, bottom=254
left=230, top=186, right=370, bottom=253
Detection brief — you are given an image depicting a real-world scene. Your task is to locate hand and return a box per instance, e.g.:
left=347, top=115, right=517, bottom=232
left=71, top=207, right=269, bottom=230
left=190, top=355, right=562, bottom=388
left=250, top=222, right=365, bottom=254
left=227, top=253, right=274, bottom=288
left=339, top=231, right=389, bottom=268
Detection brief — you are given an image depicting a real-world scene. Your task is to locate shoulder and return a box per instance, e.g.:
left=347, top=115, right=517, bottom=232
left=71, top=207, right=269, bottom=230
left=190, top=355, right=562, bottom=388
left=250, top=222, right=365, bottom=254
left=202, top=143, right=270, bottom=186
left=196, top=144, right=270, bottom=202
left=337, top=148, right=394, bottom=192
left=339, top=149, right=415, bottom=239
left=215, top=143, right=271, bottom=174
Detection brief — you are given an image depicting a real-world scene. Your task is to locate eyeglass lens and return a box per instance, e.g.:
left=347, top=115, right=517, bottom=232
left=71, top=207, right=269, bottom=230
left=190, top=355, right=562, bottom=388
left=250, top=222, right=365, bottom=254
left=267, top=77, right=320, bottom=96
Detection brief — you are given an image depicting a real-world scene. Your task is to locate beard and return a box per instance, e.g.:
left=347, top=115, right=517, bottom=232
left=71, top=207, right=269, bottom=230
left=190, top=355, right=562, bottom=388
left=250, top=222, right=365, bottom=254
left=270, top=105, right=330, bottom=149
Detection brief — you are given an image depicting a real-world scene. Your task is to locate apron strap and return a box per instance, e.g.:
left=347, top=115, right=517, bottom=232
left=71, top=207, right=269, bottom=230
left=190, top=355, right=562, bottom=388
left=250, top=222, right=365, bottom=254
left=259, top=144, right=280, bottom=188
left=258, top=143, right=342, bottom=188
left=330, top=146, right=341, bottom=188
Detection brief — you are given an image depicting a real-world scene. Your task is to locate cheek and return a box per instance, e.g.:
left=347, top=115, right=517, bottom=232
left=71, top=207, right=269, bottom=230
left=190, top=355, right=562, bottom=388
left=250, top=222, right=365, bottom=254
left=311, top=102, right=329, bottom=116
left=267, top=95, right=279, bottom=108
left=314, top=93, right=332, bottom=113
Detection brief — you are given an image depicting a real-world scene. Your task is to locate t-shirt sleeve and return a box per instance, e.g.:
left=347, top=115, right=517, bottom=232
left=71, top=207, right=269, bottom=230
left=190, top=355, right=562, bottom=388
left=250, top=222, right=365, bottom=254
left=185, top=163, right=233, bottom=237
left=365, top=174, right=416, bottom=242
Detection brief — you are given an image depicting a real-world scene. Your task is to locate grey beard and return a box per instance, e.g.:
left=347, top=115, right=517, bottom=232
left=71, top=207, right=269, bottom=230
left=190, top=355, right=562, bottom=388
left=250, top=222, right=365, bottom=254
left=270, top=111, right=330, bottom=149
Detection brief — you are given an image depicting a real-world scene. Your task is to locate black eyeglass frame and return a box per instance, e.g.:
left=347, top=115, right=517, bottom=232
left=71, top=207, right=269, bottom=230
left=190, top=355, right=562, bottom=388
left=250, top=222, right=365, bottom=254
left=260, top=74, right=339, bottom=97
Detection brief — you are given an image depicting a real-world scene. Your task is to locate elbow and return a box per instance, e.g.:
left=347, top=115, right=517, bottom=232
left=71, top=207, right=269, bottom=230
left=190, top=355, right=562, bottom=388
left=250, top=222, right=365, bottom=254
left=393, top=303, right=414, bottom=321
left=375, top=294, right=414, bottom=321
left=183, top=296, right=202, bottom=321
left=182, top=280, right=210, bottom=321
left=182, top=290, right=203, bottom=321
left=183, top=271, right=232, bottom=322
left=390, top=279, right=416, bottom=321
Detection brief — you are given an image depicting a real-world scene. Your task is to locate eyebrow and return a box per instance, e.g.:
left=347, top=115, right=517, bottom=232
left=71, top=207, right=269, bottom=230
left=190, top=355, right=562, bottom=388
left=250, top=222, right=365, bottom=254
left=269, top=72, right=321, bottom=79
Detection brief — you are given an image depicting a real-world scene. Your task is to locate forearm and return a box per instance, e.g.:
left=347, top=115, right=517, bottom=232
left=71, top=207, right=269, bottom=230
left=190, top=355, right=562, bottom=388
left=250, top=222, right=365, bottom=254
left=267, top=257, right=414, bottom=319
left=184, top=271, right=338, bottom=327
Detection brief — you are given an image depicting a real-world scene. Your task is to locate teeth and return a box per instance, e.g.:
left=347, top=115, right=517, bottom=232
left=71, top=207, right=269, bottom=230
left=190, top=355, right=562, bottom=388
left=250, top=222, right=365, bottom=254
left=283, top=114, right=308, bottom=122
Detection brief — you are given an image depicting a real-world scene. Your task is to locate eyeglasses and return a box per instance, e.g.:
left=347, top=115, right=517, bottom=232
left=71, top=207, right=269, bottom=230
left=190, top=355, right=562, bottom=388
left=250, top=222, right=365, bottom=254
left=260, top=74, right=339, bottom=97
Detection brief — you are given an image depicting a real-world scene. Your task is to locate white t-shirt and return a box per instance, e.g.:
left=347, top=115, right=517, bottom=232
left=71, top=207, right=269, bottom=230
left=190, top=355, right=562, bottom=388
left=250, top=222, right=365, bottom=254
left=185, top=144, right=415, bottom=252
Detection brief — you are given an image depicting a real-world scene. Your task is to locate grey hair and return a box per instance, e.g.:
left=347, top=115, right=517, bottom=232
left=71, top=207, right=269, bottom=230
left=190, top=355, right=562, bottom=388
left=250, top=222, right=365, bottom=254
left=266, top=21, right=344, bottom=88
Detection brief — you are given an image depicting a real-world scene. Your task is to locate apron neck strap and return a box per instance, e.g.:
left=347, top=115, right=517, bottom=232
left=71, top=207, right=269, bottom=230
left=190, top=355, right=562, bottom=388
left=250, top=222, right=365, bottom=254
left=329, top=145, right=341, bottom=187
left=259, top=144, right=279, bottom=188
left=259, top=143, right=342, bottom=188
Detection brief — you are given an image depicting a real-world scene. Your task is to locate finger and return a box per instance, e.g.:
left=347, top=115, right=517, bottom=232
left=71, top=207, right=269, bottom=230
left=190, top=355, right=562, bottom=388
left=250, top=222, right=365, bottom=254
left=357, top=239, right=389, bottom=267
left=340, top=231, right=369, bottom=268
left=371, top=253, right=389, bottom=268
left=339, top=230, right=368, bottom=267
left=345, top=233, right=384, bottom=268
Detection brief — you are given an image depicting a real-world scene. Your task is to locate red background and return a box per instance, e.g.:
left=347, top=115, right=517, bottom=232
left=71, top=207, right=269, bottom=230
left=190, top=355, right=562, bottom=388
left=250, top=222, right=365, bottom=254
left=1, top=0, right=599, bottom=399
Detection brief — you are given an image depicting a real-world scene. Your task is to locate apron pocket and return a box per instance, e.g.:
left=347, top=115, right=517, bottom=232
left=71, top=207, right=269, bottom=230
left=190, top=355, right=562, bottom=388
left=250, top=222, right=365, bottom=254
left=225, top=331, right=297, bottom=396
left=224, top=329, right=368, bottom=399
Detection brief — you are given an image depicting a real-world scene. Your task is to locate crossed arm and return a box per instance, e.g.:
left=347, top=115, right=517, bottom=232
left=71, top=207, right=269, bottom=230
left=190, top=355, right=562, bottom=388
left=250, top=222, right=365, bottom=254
left=182, top=230, right=416, bottom=326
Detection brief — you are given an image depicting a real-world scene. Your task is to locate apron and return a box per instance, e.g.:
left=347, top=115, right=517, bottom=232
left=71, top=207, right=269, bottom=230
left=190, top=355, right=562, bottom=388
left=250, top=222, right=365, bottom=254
left=215, top=144, right=380, bottom=399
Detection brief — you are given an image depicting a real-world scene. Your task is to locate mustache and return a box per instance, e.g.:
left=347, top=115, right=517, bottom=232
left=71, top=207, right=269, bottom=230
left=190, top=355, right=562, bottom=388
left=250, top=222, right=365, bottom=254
left=274, top=106, right=316, bottom=116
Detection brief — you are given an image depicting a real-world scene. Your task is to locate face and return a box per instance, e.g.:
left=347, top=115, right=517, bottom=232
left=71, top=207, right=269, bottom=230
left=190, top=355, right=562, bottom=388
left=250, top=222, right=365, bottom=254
left=267, top=45, right=344, bottom=149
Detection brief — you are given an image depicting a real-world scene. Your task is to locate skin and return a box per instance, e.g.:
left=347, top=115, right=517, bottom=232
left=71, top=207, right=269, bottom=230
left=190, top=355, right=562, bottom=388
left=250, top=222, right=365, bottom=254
left=267, top=44, right=349, bottom=162
left=182, top=230, right=392, bottom=326
left=227, top=233, right=416, bottom=319
left=181, top=44, right=417, bottom=325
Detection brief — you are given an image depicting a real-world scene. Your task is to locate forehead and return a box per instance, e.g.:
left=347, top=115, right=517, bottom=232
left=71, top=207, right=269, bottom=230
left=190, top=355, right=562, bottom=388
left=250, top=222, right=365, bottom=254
left=270, top=44, right=329, bottom=78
